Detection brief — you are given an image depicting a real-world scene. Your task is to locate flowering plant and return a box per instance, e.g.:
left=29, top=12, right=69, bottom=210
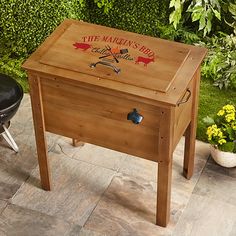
left=204, top=104, right=236, bottom=153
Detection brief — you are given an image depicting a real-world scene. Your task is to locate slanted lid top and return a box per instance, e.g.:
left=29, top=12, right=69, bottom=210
left=39, top=22, right=191, bottom=93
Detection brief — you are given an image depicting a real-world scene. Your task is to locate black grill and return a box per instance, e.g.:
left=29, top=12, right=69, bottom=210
left=0, top=73, right=24, bottom=125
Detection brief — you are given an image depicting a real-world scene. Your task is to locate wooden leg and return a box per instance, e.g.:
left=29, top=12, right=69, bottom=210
left=72, top=138, right=84, bottom=147
left=183, top=122, right=195, bottom=179
left=183, top=68, right=201, bottom=180
left=29, top=75, right=51, bottom=191
left=156, top=160, right=172, bottom=227
left=156, top=108, right=175, bottom=227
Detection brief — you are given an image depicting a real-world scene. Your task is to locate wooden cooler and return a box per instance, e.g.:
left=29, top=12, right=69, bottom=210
left=22, top=19, right=207, bottom=227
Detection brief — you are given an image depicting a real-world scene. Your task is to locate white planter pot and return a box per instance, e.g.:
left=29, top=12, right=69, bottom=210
left=210, top=145, right=236, bottom=168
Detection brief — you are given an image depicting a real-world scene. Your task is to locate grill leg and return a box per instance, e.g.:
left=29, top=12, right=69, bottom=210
left=2, top=124, right=19, bottom=153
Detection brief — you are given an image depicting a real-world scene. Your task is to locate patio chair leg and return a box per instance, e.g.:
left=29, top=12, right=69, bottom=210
left=2, top=124, right=19, bottom=153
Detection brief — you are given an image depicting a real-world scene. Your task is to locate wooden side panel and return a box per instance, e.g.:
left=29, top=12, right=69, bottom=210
left=172, top=79, right=194, bottom=150
left=40, top=78, right=162, bottom=162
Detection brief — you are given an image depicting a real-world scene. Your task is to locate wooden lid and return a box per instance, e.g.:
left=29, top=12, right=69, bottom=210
left=39, top=22, right=190, bottom=93
left=23, top=19, right=207, bottom=106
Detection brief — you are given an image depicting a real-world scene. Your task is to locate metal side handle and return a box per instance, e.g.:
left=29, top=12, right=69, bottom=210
left=177, top=89, right=191, bottom=106
left=90, top=61, right=121, bottom=74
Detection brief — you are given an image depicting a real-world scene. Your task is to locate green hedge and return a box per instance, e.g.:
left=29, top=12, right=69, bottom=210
left=0, top=55, right=28, bottom=92
left=87, top=0, right=170, bottom=37
left=0, top=0, right=87, bottom=57
left=0, top=0, right=88, bottom=91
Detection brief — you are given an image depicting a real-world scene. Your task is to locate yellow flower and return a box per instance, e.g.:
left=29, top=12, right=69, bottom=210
left=206, top=126, right=213, bottom=140
left=222, top=104, right=235, bottom=113
left=232, top=122, right=236, bottom=130
left=218, top=130, right=224, bottom=138
left=217, top=109, right=225, bottom=116
left=225, top=112, right=235, bottom=122
left=206, top=124, right=224, bottom=140
left=218, top=139, right=226, bottom=145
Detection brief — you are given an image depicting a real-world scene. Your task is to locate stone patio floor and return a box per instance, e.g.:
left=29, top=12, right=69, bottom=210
left=0, top=94, right=236, bottom=236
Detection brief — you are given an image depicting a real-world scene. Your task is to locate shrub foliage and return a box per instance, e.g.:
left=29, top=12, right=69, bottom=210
left=87, top=0, right=169, bottom=37
left=0, top=0, right=86, bottom=57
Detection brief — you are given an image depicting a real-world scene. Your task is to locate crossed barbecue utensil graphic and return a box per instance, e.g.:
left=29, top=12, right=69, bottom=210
left=90, top=45, right=129, bottom=74
left=99, top=45, right=128, bottom=63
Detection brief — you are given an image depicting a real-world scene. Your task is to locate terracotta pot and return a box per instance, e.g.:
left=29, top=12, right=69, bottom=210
left=210, top=145, right=236, bottom=168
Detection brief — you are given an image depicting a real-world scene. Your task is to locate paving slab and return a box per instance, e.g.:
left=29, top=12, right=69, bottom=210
left=11, top=153, right=116, bottom=226
left=0, top=200, right=7, bottom=215
left=173, top=194, right=236, bottom=236
left=79, top=228, right=107, bottom=236
left=0, top=204, right=81, bottom=236
left=51, top=138, right=127, bottom=172
left=193, top=159, right=236, bottom=207
left=0, top=96, right=61, bottom=200
left=83, top=174, right=194, bottom=236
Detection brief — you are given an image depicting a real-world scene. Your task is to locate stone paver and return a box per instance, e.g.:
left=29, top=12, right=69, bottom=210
left=11, top=153, right=116, bottom=226
left=173, top=194, right=236, bottom=236
left=0, top=204, right=81, bottom=236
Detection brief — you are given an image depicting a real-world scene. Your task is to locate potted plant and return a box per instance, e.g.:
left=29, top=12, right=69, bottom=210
left=204, top=104, right=236, bottom=167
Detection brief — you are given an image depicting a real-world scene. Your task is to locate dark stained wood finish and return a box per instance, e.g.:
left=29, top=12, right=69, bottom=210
left=22, top=19, right=207, bottom=227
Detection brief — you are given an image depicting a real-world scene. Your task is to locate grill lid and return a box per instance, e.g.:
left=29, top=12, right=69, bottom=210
left=0, top=73, right=23, bottom=111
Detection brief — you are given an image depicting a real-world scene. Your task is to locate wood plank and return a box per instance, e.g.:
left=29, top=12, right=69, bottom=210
left=41, top=78, right=161, bottom=162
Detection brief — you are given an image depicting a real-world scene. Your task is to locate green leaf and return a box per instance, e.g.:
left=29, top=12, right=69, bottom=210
left=199, top=14, right=206, bottom=30
left=212, top=9, right=221, bottom=20
left=169, top=9, right=181, bottom=29
left=229, top=3, right=236, bottom=16
left=226, top=66, right=236, bottom=73
left=203, top=116, right=215, bottom=125
left=220, top=142, right=235, bottom=152
left=169, top=0, right=176, bottom=8
left=192, top=12, right=201, bottom=21
left=169, top=11, right=176, bottom=24
left=226, top=127, right=236, bottom=140
left=206, top=19, right=212, bottom=34
left=188, top=5, right=202, bottom=13
left=174, top=0, right=181, bottom=9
